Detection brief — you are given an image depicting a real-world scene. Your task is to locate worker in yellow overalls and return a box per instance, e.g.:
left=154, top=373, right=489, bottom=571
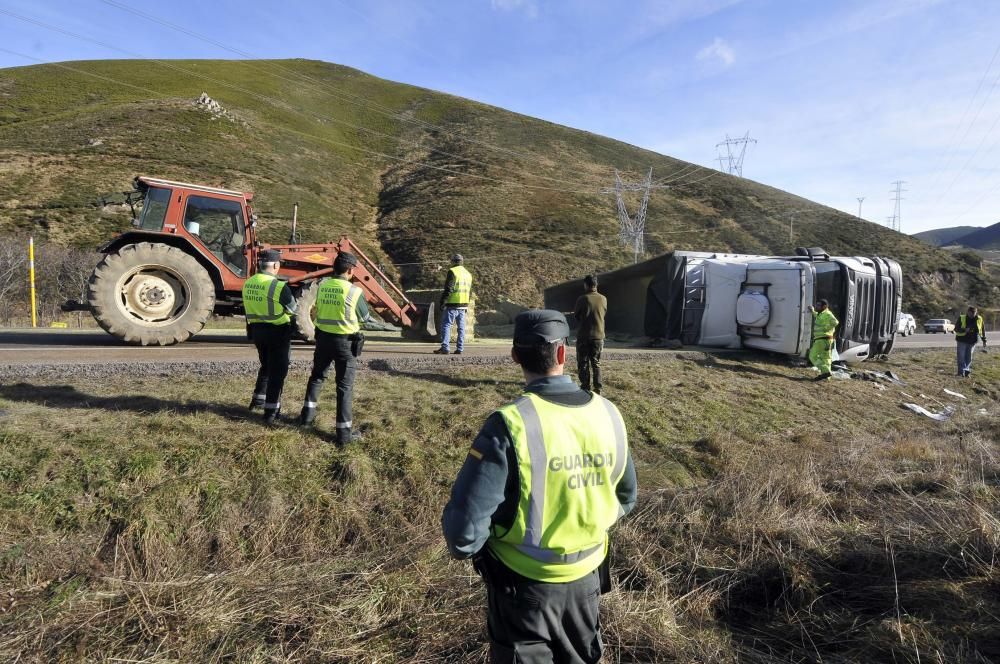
left=808, top=298, right=839, bottom=381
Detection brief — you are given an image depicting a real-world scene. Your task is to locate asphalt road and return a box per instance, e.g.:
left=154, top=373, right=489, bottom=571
left=0, top=328, right=994, bottom=366
left=893, top=331, right=1000, bottom=348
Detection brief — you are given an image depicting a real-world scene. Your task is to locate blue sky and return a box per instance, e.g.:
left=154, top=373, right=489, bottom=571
left=2, top=0, right=999, bottom=234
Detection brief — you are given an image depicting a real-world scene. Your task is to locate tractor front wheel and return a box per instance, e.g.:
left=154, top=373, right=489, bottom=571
left=88, top=242, right=215, bottom=346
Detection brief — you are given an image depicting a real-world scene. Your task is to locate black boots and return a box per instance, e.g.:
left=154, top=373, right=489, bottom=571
left=262, top=407, right=281, bottom=424
left=299, top=406, right=317, bottom=426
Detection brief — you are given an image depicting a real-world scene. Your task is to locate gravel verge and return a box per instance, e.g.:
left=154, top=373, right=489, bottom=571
left=0, top=351, right=711, bottom=380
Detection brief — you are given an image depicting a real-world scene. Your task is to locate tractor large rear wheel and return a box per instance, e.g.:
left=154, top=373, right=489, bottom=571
left=88, top=242, right=215, bottom=346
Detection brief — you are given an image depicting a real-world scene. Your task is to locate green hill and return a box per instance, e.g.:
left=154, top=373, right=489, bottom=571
left=948, top=220, right=1000, bottom=251
left=912, top=225, right=983, bottom=247
left=1, top=59, right=997, bottom=319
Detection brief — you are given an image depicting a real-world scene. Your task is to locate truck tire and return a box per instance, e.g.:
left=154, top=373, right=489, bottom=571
left=88, top=242, right=215, bottom=346
left=292, top=281, right=318, bottom=343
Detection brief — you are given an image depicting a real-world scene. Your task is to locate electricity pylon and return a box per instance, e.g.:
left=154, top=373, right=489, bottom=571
left=715, top=131, right=757, bottom=177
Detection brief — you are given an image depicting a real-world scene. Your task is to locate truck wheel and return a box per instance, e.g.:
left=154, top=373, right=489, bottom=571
left=292, top=281, right=318, bottom=343
left=88, top=242, right=215, bottom=346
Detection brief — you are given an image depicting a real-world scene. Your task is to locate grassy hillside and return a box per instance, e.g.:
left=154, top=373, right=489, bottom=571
left=1, top=58, right=998, bottom=318
left=912, top=225, right=983, bottom=247
left=1, top=351, right=998, bottom=661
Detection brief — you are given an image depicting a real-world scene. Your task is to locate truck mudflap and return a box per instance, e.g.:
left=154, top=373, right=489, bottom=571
left=401, top=301, right=437, bottom=341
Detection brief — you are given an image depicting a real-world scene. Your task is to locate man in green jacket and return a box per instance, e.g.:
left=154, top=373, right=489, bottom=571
left=442, top=310, right=637, bottom=663
left=808, top=299, right=839, bottom=381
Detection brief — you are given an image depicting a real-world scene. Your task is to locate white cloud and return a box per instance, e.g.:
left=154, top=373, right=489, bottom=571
left=696, top=37, right=735, bottom=67
left=490, top=0, right=538, bottom=19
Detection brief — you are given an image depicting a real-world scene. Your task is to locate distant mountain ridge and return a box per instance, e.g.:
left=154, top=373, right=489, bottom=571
left=1, top=58, right=998, bottom=318
left=948, top=221, right=1000, bottom=251
left=913, top=226, right=983, bottom=247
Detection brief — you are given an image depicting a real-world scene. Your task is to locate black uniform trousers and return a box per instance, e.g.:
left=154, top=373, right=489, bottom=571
left=249, top=323, right=292, bottom=410
left=575, top=339, right=604, bottom=394
left=481, top=556, right=603, bottom=664
left=304, top=330, right=356, bottom=442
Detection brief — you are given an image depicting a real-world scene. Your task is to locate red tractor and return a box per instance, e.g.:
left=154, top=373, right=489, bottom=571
left=67, top=176, right=435, bottom=345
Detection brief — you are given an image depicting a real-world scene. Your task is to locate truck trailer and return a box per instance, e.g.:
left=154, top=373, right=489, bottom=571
left=544, top=248, right=902, bottom=363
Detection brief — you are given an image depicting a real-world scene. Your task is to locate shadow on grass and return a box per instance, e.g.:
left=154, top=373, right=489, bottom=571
left=720, top=541, right=1000, bottom=661
left=0, top=383, right=254, bottom=423
left=680, top=353, right=815, bottom=381
left=367, top=359, right=520, bottom=388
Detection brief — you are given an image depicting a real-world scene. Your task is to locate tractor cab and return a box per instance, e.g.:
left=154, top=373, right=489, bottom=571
left=133, top=176, right=257, bottom=286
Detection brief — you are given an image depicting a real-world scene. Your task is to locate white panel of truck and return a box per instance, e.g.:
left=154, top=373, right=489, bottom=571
left=697, top=260, right=748, bottom=348
left=741, top=261, right=812, bottom=355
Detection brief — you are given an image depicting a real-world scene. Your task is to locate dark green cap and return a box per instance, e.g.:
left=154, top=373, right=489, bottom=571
left=259, top=249, right=281, bottom=262
left=514, top=309, right=569, bottom=345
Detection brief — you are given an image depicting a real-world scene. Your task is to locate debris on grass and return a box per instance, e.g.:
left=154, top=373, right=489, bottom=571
left=902, top=402, right=956, bottom=421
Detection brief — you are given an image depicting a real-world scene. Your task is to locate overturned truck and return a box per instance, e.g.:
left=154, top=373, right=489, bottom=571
left=545, top=248, right=902, bottom=363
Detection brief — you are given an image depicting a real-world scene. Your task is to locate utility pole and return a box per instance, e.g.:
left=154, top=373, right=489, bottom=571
left=888, top=180, right=907, bottom=232
left=715, top=131, right=757, bottom=177
left=856, top=197, right=865, bottom=220
left=602, top=168, right=654, bottom=263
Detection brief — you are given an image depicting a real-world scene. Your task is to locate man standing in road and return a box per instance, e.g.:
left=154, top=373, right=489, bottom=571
left=573, top=275, right=607, bottom=394
left=442, top=310, right=637, bottom=663
left=808, top=299, right=838, bottom=381
left=434, top=254, right=472, bottom=355
left=954, top=305, right=987, bottom=377
left=299, top=252, right=369, bottom=444
left=243, top=249, right=296, bottom=424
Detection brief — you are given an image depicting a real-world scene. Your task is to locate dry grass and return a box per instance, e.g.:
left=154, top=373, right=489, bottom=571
left=1, top=349, right=998, bottom=662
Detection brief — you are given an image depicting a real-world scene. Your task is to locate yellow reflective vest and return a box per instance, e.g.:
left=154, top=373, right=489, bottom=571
left=243, top=273, right=290, bottom=325
left=487, top=393, right=628, bottom=583
left=445, top=265, right=473, bottom=305
left=956, top=314, right=985, bottom=342
left=315, top=277, right=363, bottom=335
left=812, top=309, right=839, bottom=340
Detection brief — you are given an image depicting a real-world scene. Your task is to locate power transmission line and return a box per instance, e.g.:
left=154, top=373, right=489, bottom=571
left=0, top=46, right=595, bottom=196
left=95, top=0, right=644, bottom=185
left=715, top=131, right=757, bottom=177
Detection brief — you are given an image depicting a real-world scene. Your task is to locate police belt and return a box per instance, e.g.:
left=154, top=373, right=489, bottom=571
left=473, top=545, right=612, bottom=594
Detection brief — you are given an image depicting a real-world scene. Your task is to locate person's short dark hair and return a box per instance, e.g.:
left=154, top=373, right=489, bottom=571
left=259, top=248, right=281, bottom=264
left=817, top=299, right=829, bottom=307
left=968, top=305, right=978, bottom=313
left=334, top=252, right=358, bottom=274
left=584, top=274, right=597, bottom=290
left=515, top=340, right=563, bottom=374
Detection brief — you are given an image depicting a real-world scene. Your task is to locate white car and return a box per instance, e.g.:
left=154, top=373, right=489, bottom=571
left=924, top=318, right=955, bottom=334
left=897, top=312, right=916, bottom=336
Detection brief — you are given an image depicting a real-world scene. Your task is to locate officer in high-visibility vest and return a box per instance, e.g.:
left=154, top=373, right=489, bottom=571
left=442, top=310, right=638, bottom=663
left=954, top=305, right=987, bottom=377
left=299, top=252, right=370, bottom=444
left=243, top=249, right=296, bottom=424
left=434, top=254, right=473, bottom=355
left=808, top=298, right=839, bottom=381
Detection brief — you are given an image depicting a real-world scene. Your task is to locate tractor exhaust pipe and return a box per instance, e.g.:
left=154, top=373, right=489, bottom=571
left=289, top=202, right=299, bottom=244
